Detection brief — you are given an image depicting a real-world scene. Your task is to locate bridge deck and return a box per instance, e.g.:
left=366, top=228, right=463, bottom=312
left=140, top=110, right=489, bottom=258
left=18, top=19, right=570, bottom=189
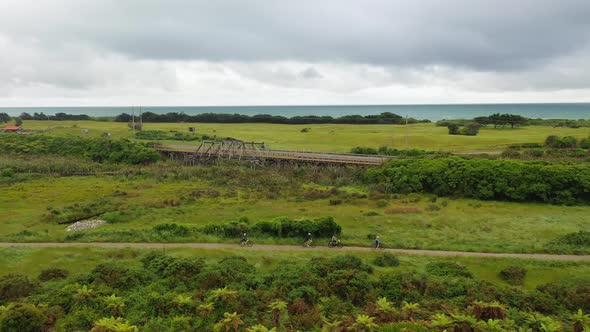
left=155, top=144, right=391, bottom=166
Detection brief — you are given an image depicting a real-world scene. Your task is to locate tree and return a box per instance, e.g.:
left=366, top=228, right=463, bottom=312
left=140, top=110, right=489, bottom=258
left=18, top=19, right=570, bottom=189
left=267, top=300, right=288, bottom=328
left=103, top=294, right=125, bottom=317
left=90, top=317, right=138, bottom=332
left=375, top=297, right=395, bottom=322
left=462, top=122, right=481, bottom=136
left=74, top=284, right=95, bottom=304
left=350, top=314, right=378, bottom=332
left=401, top=301, right=420, bottom=321
left=208, top=287, right=238, bottom=305
left=0, top=303, right=46, bottom=332
left=215, top=312, right=244, bottom=332
left=572, top=309, right=589, bottom=332
left=0, top=113, right=10, bottom=123
left=19, top=112, right=33, bottom=120
left=448, top=124, right=460, bottom=135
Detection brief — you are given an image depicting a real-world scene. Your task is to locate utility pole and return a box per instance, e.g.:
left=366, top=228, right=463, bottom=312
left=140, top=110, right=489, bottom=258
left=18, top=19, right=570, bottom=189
left=405, top=114, right=409, bottom=150
left=131, top=106, right=135, bottom=133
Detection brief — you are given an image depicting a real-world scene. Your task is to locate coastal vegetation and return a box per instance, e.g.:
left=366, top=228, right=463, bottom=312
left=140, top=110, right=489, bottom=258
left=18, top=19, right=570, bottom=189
left=0, top=113, right=589, bottom=331
left=0, top=247, right=588, bottom=331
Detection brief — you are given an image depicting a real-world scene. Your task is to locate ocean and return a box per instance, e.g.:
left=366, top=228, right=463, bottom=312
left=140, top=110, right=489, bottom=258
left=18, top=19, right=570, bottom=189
left=0, top=103, right=589, bottom=121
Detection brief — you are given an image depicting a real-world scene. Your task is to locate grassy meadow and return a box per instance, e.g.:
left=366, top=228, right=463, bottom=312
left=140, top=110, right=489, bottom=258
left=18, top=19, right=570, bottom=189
left=1, top=173, right=588, bottom=254
left=20, top=120, right=590, bottom=152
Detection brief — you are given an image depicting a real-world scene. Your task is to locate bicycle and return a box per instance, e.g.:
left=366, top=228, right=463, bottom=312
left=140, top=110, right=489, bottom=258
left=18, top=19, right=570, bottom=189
left=239, top=239, right=253, bottom=247
left=328, top=240, right=343, bottom=248
left=303, top=240, right=315, bottom=248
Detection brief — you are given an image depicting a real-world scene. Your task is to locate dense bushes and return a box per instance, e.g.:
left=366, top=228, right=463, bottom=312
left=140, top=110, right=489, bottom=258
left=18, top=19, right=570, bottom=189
left=0, top=274, right=37, bottom=303
left=0, top=135, right=159, bottom=165
left=447, top=122, right=481, bottom=136
left=203, top=216, right=342, bottom=238
left=135, top=130, right=221, bottom=142
left=365, top=157, right=590, bottom=204
left=425, top=261, right=473, bottom=278
left=2, top=253, right=589, bottom=331
left=546, top=231, right=590, bottom=254
left=372, top=253, right=400, bottom=267
left=499, top=266, right=527, bottom=285
left=350, top=146, right=446, bottom=157
left=38, top=268, right=69, bottom=282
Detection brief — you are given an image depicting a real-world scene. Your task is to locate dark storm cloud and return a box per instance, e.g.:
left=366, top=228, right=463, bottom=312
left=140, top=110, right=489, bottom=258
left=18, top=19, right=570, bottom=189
left=3, top=0, right=590, bottom=71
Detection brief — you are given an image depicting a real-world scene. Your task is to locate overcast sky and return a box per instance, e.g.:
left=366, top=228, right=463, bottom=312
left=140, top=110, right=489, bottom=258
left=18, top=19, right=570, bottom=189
left=1, top=0, right=590, bottom=106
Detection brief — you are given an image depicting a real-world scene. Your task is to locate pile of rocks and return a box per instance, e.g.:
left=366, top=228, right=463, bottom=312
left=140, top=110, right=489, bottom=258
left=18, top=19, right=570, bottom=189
left=66, top=219, right=107, bottom=232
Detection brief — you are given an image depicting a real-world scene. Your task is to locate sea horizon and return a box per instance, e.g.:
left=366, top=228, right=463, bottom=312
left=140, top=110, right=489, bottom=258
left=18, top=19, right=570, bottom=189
left=1, top=102, right=589, bottom=121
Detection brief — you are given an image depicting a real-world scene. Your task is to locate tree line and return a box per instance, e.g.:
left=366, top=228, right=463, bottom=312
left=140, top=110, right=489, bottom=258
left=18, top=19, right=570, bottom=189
left=114, top=112, right=430, bottom=124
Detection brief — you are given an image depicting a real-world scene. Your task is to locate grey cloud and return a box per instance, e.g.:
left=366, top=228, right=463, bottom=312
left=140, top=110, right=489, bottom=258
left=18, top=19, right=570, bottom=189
left=300, top=67, right=322, bottom=80
left=2, top=0, right=590, bottom=71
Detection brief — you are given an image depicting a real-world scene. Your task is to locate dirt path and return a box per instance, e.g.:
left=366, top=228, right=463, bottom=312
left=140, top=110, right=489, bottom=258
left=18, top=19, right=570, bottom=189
left=0, top=242, right=588, bottom=261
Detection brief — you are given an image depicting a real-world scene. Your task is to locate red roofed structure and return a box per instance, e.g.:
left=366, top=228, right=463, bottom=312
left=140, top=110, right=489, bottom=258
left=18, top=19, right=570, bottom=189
left=2, top=126, right=22, bottom=132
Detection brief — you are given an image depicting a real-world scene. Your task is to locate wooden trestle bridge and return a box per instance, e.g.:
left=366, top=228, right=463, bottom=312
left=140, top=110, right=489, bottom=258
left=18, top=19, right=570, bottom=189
left=154, top=140, right=391, bottom=166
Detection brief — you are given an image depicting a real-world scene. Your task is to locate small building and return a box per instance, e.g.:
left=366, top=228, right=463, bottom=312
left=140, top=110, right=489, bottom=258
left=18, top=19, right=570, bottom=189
left=2, top=126, right=22, bottom=133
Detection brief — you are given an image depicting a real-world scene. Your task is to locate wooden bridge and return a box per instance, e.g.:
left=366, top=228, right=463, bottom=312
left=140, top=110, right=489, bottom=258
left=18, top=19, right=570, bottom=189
left=154, top=140, right=391, bottom=166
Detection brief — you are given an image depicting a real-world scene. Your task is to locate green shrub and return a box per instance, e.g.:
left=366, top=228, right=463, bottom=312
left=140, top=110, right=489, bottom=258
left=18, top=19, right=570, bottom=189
left=38, top=268, right=70, bottom=282
left=499, top=266, right=527, bottom=285
left=372, top=253, right=400, bottom=267
left=0, top=135, right=159, bottom=164
left=0, top=274, right=37, bottom=302
left=0, top=168, right=14, bottom=178
left=152, top=223, right=191, bottom=238
left=580, top=138, right=590, bottom=149
left=0, top=303, right=47, bottom=332
left=425, top=261, right=473, bottom=278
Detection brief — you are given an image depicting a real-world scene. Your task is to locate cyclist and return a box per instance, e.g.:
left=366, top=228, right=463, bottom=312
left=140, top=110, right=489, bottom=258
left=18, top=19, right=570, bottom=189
left=304, top=232, right=313, bottom=247
left=240, top=233, right=249, bottom=245
left=329, top=234, right=339, bottom=246
left=374, top=236, right=381, bottom=249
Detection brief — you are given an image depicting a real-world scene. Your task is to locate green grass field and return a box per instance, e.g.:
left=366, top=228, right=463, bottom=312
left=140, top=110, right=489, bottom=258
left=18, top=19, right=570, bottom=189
left=0, top=246, right=587, bottom=290
left=21, top=120, right=590, bottom=152
left=1, top=175, right=588, bottom=253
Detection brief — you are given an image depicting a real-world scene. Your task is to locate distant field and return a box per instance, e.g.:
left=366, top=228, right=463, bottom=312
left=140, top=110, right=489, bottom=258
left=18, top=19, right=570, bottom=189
left=1, top=246, right=588, bottom=290
left=21, top=120, right=590, bottom=152
left=1, top=175, right=588, bottom=254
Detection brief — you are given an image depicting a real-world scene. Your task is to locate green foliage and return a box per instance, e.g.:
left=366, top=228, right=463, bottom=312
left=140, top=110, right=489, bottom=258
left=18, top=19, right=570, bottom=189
left=135, top=130, right=217, bottom=142
left=0, top=134, right=159, bottom=164
left=366, top=157, right=590, bottom=204
left=425, top=261, right=473, bottom=278
left=205, top=216, right=342, bottom=238
left=545, top=135, right=578, bottom=148
left=0, top=168, right=14, bottom=178
left=372, top=253, right=400, bottom=267
left=38, top=268, right=69, bottom=282
left=0, top=274, right=37, bottom=303
left=0, top=303, right=46, bottom=332
left=350, top=146, right=445, bottom=157
left=90, top=317, right=138, bottom=332
left=499, top=266, right=527, bottom=285
left=152, top=223, right=191, bottom=238
left=546, top=231, right=590, bottom=254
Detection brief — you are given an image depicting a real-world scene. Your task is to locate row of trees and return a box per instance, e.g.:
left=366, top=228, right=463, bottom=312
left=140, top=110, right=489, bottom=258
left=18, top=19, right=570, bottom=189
left=114, top=112, right=430, bottom=125
left=365, top=157, right=590, bottom=204
left=15, top=112, right=91, bottom=121
left=437, top=113, right=529, bottom=129
left=0, top=253, right=587, bottom=331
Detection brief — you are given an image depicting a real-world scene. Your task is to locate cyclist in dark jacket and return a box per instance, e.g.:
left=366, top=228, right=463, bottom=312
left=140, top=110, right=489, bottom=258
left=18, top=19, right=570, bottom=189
left=304, top=233, right=313, bottom=247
